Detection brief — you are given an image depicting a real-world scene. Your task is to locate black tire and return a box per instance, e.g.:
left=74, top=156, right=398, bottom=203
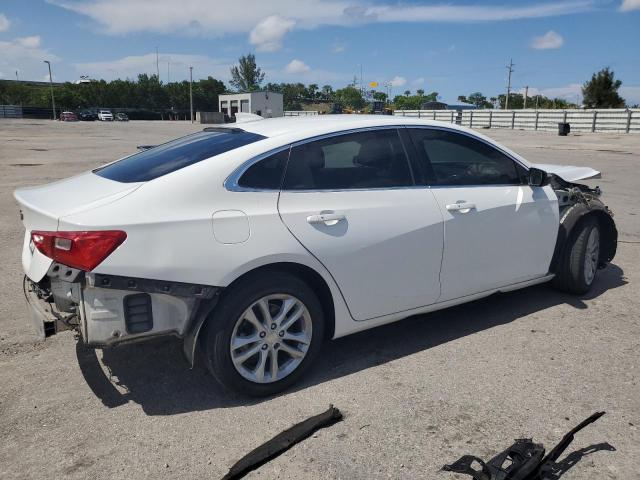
left=553, top=217, right=601, bottom=295
left=202, top=271, right=324, bottom=397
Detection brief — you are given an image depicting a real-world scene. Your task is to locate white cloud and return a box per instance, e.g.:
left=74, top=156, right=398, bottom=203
left=49, top=0, right=594, bottom=55
left=284, top=59, right=311, bottom=74
left=74, top=52, right=231, bottom=82
left=17, top=36, right=42, bottom=48
left=412, top=77, right=425, bottom=85
left=390, top=76, right=407, bottom=87
left=620, top=86, right=640, bottom=105
left=519, top=83, right=582, bottom=101
left=249, top=15, right=296, bottom=52
left=620, top=0, right=640, bottom=12
left=331, top=41, right=345, bottom=53
left=531, top=30, right=564, bottom=49
left=0, top=36, right=60, bottom=82
left=0, top=13, right=10, bottom=31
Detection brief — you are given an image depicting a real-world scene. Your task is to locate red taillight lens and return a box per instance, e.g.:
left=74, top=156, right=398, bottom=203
left=31, top=230, right=127, bottom=271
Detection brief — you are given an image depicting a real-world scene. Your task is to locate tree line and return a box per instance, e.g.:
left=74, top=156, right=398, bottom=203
left=0, top=54, right=631, bottom=116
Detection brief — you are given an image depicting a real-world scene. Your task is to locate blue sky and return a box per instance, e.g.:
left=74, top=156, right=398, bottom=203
left=1, top=0, right=639, bottom=104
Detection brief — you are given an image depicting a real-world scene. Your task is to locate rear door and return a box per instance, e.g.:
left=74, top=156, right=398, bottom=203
left=277, top=128, right=444, bottom=321
left=407, top=127, right=558, bottom=301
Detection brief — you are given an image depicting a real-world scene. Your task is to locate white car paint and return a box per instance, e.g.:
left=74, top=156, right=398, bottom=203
left=14, top=115, right=601, bottom=349
left=97, top=110, right=113, bottom=121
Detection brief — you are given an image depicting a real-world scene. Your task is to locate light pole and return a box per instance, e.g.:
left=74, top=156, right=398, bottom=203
left=189, top=66, right=193, bottom=123
left=43, top=60, right=56, bottom=120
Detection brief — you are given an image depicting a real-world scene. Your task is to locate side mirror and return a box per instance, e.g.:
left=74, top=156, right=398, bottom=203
left=528, top=168, right=548, bottom=187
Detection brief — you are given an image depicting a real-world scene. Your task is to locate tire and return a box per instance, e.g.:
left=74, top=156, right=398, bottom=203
left=553, top=217, right=601, bottom=295
left=202, top=271, right=325, bottom=396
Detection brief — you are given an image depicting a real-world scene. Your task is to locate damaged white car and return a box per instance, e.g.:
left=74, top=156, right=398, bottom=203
left=15, top=116, right=617, bottom=396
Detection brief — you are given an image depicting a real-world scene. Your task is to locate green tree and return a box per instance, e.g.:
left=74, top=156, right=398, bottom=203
left=321, top=85, right=334, bottom=100
left=416, top=89, right=425, bottom=96
left=404, top=90, right=411, bottom=96
left=373, top=91, right=388, bottom=102
left=307, top=83, right=319, bottom=100
left=582, top=67, right=625, bottom=108
left=229, top=54, right=265, bottom=92
left=335, top=86, right=365, bottom=110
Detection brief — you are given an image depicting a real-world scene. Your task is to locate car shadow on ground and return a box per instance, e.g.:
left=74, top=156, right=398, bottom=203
left=76, top=264, right=626, bottom=415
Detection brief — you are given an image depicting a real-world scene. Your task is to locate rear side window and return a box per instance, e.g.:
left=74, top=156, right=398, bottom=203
left=283, top=129, right=413, bottom=190
left=408, top=128, right=522, bottom=186
left=237, top=148, right=290, bottom=190
left=94, top=130, right=265, bottom=183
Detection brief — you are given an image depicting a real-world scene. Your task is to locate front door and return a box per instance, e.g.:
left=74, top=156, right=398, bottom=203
left=278, top=128, right=444, bottom=321
left=407, top=127, right=558, bottom=301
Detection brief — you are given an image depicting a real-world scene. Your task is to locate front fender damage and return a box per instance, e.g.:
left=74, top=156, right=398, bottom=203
left=549, top=175, right=617, bottom=274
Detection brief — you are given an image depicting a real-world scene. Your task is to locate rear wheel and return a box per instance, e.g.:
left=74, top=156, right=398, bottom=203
left=553, top=217, right=601, bottom=294
left=203, top=272, right=324, bottom=396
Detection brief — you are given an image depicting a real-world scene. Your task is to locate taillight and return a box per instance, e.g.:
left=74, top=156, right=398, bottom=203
left=31, top=230, right=127, bottom=271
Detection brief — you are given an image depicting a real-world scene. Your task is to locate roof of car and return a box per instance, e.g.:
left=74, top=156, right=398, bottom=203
left=232, top=114, right=466, bottom=139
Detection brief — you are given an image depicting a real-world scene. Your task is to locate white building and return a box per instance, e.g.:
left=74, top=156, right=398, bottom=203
left=218, top=92, right=284, bottom=119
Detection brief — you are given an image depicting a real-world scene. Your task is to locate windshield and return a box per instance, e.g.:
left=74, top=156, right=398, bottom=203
left=94, top=129, right=265, bottom=183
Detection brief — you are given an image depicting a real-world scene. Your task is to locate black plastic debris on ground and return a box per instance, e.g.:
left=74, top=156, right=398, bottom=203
left=221, top=405, right=343, bottom=480
left=442, top=411, right=611, bottom=480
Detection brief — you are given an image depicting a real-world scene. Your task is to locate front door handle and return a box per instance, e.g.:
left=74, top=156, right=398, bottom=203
left=446, top=202, right=476, bottom=213
left=307, top=213, right=346, bottom=226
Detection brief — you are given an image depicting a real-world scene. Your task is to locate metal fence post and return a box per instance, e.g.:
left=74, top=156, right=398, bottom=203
left=433, top=111, right=436, bottom=120
left=535, top=111, right=539, bottom=130
left=469, top=111, right=474, bottom=129
left=627, top=109, right=632, bottom=134
left=488, top=111, right=493, bottom=129
left=563, top=110, right=567, bottom=123
left=592, top=110, right=597, bottom=133
left=511, top=111, right=515, bottom=129
left=418, top=110, right=421, bottom=118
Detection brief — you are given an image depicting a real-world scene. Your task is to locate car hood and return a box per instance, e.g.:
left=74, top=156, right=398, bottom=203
left=531, top=163, right=601, bottom=182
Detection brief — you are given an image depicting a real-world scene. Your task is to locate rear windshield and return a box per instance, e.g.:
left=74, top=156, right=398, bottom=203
left=94, top=129, right=265, bottom=183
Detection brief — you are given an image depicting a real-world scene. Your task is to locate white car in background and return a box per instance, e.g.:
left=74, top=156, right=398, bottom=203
left=15, top=116, right=617, bottom=396
left=97, top=109, right=113, bottom=121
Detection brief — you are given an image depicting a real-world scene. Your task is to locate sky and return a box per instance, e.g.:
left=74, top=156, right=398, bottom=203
left=0, top=0, right=639, bottom=104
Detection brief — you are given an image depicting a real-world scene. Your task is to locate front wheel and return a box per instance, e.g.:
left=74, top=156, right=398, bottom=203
left=553, top=217, right=601, bottom=294
left=203, top=272, right=324, bottom=396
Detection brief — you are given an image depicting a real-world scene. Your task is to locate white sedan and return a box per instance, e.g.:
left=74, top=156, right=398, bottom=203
left=15, top=116, right=617, bottom=396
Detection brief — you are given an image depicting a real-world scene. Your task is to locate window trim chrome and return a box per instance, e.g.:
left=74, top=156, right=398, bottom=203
left=224, top=123, right=531, bottom=193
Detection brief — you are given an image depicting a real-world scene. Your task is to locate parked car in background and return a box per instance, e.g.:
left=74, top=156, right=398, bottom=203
left=59, top=111, right=78, bottom=122
left=97, top=110, right=113, bottom=121
left=78, top=110, right=97, bottom=121
left=115, top=113, right=129, bottom=122
left=15, top=116, right=617, bottom=396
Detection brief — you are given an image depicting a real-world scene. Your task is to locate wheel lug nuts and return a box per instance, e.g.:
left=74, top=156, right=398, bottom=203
left=278, top=331, right=284, bottom=337
left=270, top=323, right=277, bottom=330
left=259, top=332, right=266, bottom=338
left=261, top=344, right=268, bottom=350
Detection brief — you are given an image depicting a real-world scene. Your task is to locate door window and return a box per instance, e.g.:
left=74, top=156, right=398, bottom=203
left=283, top=129, right=413, bottom=190
left=408, top=129, right=525, bottom=186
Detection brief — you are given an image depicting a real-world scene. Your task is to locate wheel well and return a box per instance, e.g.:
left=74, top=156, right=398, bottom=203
left=224, top=262, right=336, bottom=340
left=590, top=210, right=618, bottom=264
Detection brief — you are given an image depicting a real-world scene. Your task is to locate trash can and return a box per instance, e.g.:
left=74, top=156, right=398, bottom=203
left=558, top=122, right=570, bottom=136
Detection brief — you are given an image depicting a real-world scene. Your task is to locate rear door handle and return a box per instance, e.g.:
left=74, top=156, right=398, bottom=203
left=446, top=202, right=476, bottom=213
left=307, top=213, right=346, bottom=226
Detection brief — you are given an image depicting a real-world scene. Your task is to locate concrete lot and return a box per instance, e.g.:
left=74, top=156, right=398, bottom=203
left=0, top=119, right=638, bottom=479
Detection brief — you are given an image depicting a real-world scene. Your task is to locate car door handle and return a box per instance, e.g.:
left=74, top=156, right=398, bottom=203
left=446, top=202, right=476, bottom=213
left=306, top=213, right=346, bottom=226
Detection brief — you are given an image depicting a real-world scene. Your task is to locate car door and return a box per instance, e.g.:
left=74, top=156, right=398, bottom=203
left=277, top=128, right=444, bottom=321
left=407, top=127, right=558, bottom=302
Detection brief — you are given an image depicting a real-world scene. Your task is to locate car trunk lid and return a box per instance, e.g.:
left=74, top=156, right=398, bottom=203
left=14, top=172, right=142, bottom=281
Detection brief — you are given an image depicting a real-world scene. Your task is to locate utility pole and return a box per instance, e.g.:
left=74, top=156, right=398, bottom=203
left=505, top=58, right=514, bottom=110
left=167, top=60, right=170, bottom=84
left=15, top=70, right=18, bottom=81
left=189, top=66, right=194, bottom=124
left=524, top=85, right=528, bottom=109
left=156, top=46, right=160, bottom=81
left=43, top=60, right=56, bottom=120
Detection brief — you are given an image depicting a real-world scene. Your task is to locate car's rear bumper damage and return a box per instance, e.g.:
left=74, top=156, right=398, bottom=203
left=24, top=266, right=221, bottom=365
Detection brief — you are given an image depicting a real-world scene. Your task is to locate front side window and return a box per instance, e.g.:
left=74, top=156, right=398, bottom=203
left=95, top=130, right=265, bottom=183
left=408, top=129, right=523, bottom=186
left=283, top=129, right=413, bottom=190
